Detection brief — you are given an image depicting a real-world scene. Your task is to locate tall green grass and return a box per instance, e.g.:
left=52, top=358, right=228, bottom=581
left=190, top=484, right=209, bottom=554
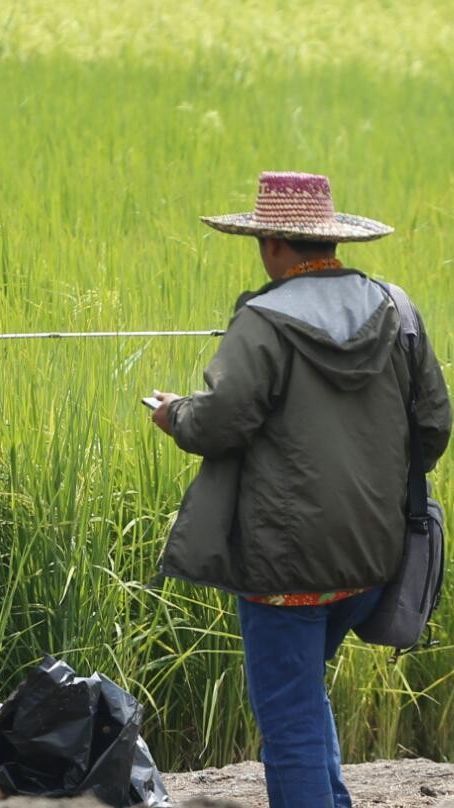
left=0, top=1, right=453, bottom=769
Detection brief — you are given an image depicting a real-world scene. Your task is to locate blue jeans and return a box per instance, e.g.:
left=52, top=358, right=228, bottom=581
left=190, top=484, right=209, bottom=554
left=238, top=587, right=383, bottom=808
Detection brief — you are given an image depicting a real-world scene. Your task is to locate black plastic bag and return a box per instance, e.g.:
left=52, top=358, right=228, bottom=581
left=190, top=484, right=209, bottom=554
left=0, top=656, right=170, bottom=807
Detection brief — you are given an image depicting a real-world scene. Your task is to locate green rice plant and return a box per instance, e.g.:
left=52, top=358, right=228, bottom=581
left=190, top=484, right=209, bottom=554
left=0, top=0, right=452, bottom=769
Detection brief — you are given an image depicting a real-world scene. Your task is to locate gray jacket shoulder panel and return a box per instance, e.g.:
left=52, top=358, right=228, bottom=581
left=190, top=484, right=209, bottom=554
left=246, top=274, right=388, bottom=344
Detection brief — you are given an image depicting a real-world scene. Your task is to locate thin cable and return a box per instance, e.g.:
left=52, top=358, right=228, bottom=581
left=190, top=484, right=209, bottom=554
left=0, top=329, right=226, bottom=341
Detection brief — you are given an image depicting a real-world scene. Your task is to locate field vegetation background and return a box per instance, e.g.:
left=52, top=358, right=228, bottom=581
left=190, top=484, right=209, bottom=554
left=0, top=0, right=453, bottom=770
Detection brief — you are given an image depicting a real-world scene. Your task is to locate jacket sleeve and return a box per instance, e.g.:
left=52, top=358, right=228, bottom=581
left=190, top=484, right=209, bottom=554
left=414, top=314, right=452, bottom=471
left=168, top=308, right=288, bottom=459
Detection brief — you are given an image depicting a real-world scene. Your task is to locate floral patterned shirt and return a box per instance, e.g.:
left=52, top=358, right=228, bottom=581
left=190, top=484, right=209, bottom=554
left=245, top=588, right=371, bottom=607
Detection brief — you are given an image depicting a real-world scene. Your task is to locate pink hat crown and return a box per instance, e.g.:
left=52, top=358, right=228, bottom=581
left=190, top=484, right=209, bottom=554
left=254, top=172, right=336, bottom=227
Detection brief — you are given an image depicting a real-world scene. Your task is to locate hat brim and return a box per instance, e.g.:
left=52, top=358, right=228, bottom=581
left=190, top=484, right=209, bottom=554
left=200, top=212, right=394, bottom=243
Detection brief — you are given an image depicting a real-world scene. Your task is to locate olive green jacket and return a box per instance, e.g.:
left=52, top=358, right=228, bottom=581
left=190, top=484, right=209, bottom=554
left=161, top=270, right=451, bottom=595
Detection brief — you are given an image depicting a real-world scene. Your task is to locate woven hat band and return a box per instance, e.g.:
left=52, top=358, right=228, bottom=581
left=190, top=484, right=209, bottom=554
left=254, top=172, right=336, bottom=226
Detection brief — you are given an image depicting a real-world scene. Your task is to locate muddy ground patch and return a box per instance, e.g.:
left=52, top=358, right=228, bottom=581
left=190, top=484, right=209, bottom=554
left=163, top=758, right=454, bottom=807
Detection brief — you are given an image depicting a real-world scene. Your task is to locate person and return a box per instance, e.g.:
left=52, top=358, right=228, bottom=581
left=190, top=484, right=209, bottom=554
left=151, top=171, right=452, bottom=808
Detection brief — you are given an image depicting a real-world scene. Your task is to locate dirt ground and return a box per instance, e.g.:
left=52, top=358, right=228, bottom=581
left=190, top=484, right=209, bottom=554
left=163, top=758, right=454, bottom=807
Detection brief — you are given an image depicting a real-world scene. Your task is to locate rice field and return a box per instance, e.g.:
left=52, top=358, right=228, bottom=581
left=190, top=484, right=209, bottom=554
left=0, top=0, right=453, bottom=770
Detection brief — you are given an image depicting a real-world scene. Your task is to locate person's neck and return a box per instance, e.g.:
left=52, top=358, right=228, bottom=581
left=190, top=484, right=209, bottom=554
left=276, top=248, right=338, bottom=279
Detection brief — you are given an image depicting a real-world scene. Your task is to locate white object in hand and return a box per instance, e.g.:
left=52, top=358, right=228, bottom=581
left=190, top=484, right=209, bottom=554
left=142, top=396, right=162, bottom=410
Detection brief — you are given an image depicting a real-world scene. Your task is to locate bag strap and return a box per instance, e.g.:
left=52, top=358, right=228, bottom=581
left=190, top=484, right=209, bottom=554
left=376, top=281, right=428, bottom=526
left=385, top=282, right=420, bottom=349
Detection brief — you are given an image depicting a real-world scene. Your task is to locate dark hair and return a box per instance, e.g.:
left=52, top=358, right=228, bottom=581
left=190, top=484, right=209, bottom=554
left=284, top=239, right=336, bottom=252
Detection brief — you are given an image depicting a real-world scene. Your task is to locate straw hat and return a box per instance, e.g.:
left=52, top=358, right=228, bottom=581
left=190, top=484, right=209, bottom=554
left=201, top=172, right=394, bottom=242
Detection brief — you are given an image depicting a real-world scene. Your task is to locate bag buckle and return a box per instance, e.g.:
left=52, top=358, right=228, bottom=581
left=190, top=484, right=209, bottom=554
left=407, top=514, right=429, bottom=534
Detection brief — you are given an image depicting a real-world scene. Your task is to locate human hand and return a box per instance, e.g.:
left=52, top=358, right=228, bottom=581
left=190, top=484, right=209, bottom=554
left=151, top=390, right=181, bottom=436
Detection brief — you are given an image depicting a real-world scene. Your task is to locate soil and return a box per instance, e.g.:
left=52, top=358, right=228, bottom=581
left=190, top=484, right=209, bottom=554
left=163, top=758, right=454, bottom=807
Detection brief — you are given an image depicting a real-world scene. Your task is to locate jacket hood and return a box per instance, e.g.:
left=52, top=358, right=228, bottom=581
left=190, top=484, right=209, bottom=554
left=245, top=271, right=400, bottom=391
